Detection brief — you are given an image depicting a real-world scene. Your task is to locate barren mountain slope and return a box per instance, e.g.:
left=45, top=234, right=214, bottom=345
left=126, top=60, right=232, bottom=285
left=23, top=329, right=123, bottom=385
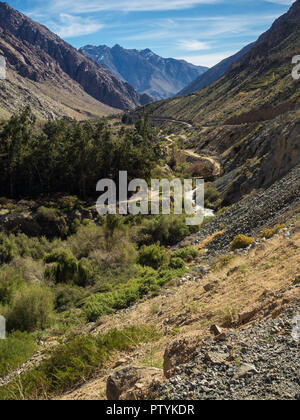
left=0, top=2, right=151, bottom=119
left=145, top=0, right=300, bottom=125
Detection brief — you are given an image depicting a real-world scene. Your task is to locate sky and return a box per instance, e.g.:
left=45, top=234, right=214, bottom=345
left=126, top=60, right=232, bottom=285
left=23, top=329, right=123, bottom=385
left=5, top=0, right=294, bottom=67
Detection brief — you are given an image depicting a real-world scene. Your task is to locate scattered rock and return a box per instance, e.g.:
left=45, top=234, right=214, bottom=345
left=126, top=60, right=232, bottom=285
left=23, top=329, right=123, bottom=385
left=205, top=352, right=227, bottom=365
left=204, top=281, right=219, bottom=292
left=157, top=301, right=300, bottom=400
left=106, top=366, right=163, bottom=400
left=235, top=363, right=258, bottom=379
left=210, top=324, right=223, bottom=337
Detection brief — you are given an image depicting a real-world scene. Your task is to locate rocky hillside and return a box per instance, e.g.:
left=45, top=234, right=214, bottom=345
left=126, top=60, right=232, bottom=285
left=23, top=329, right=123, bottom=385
left=80, top=44, right=208, bottom=101
left=178, top=42, right=254, bottom=96
left=145, top=0, right=300, bottom=125
left=60, top=198, right=300, bottom=400
left=0, top=2, right=151, bottom=119
left=134, top=1, right=300, bottom=204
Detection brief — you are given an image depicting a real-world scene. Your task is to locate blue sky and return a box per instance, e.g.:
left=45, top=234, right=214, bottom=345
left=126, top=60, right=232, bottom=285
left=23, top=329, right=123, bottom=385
left=6, top=0, right=294, bottom=67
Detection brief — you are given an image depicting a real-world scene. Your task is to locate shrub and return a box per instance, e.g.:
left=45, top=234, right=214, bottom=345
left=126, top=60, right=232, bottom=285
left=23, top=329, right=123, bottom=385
left=261, top=224, right=286, bottom=239
left=137, top=244, right=168, bottom=269
left=84, top=265, right=185, bottom=322
left=169, top=257, right=185, bottom=269
left=6, top=285, right=54, bottom=333
left=172, top=247, right=197, bottom=262
left=54, top=285, right=90, bottom=312
left=0, top=326, right=160, bottom=398
left=68, top=225, right=103, bottom=259
left=0, top=266, right=25, bottom=304
left=57, top=196, right=83, bottom=212
left=77, top=258, right=94, bottom=287
left=45, top=249, right=78, bottom=285
left=36, top=207, right=68, bottom=239
left=204, top=186, right=222, bottom=210
left=138, top=215, right=192, bottom=247
left=0, top=233, right=16, bottom=265
left=0, top=331, right=37, bottom=376
left=10, top=233, right=59, bottom=260
left=230, top=235, right=255, bottom=251
left=45, top=249, right=94, bottom=287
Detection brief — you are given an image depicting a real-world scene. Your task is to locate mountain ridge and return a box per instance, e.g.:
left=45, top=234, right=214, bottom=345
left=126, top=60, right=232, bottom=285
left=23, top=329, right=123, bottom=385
left=143, top=0, right=300, bottom=126
left=178, top=42, right=255, bottom=96
left=80, top=44, right=208, bottom=100
left=0, top=1, right=151, bottom=119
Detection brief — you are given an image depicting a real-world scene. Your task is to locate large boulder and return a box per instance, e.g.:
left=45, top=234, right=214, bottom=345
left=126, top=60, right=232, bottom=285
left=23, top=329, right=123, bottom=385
left=106, top=366, right=163, bottom=400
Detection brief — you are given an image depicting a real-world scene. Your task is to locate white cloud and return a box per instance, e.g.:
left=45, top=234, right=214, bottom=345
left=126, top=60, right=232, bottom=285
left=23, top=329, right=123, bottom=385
left=48, top=14, right=104, bottom=38
left=264, top=0, right=293, bottom=4
left=178, top=52, right=235, bottom=67
left=177, top=40, right=210, bottom=51
left=44, top=0, right=220, bottom=13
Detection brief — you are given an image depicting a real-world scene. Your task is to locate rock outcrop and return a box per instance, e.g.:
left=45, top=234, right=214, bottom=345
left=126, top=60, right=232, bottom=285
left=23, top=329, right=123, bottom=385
left=106, top=366, right=163, bottom=400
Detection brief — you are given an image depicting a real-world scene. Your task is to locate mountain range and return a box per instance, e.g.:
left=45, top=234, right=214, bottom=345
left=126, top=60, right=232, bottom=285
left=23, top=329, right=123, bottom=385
left=80, top=44, right=208, bottom=101
left=0, top=2, right=151, bottom=119
left=146, top=0, right=300, bottom=126
left=138, top=0, right=300, bottom=204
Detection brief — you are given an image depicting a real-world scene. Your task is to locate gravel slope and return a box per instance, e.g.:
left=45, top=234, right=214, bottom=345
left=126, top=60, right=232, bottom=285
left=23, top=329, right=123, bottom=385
left=157, top=301, right=300, bottom=400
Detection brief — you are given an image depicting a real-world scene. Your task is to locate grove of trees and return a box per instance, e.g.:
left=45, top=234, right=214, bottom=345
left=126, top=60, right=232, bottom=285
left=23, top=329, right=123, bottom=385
left=0, top=107, right=160, bottom=199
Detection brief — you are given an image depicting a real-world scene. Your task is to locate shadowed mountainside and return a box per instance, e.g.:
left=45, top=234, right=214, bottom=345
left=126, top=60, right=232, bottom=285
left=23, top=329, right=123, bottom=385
left=0, top=2, right=152, bottom=119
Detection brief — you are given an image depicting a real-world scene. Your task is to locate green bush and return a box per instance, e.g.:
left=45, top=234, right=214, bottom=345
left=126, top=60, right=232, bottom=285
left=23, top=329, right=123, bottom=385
left=0, top=331, right=37, bottom=376
left=6, top=285, right=54, bottom=333
left=57, top=196, right=83, bottom=212
left=169, top=257, right=185, bottom=269
left=54, top=285, right=90, bottom=312
left=45, top=249, right=78, bottom=285
left=45, top=249, right=94, bottom=287
left=138, top=215, right=195, bottom=247
left=137, top=244, right=168, bottom=269
left=10, top=233, right=59, bottom=260
left=36, top=207, right=68, bottom=239
left=77, top=258, right=94, bottom=287
left=204, top=187, right=222, bottom=210
left=0, top=233, right=16, bottom=265
left=0, top=266, right=25, bottom=304
left=0, top=326, right=160, bottom=399
left=230, top=235, right=255, bottom=251
left=84, top=265, right=185, bottom=322
left=172, top=247, right=198, bottom=262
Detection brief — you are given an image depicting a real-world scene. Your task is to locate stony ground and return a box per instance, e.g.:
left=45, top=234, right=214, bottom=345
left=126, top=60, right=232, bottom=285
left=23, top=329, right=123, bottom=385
left=157, top=301, right=300, bottom=400
left=179, top=164, right=300, bottom=257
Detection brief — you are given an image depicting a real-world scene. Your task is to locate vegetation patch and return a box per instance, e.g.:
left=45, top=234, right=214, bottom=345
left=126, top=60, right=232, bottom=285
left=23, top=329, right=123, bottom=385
left=0, top=326, right=160, bottom=399
left=0, top=332, right=37, bottom=377
left=230, top=235, right=255, bottom=251
left=261, top=224, right=286, bottom=239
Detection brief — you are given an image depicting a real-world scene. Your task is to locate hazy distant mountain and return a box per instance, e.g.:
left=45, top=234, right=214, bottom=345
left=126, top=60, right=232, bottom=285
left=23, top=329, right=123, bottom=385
left=80, top=44, right=208, bottom=101
left=0, top=2, right=151, bottom=119
left=178, top=43, right=255, bottom=96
